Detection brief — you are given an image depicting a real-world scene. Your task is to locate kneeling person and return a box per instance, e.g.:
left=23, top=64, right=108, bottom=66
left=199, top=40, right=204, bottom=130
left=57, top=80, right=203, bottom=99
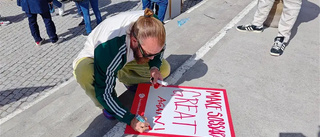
left=73, top=8, right=170, bottom=133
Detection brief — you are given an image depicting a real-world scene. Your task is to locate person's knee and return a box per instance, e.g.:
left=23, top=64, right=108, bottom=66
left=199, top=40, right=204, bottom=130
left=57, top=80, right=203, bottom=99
left=74, top=58, right=94, bottom=88
left=160, top=59, right=170, bottom=78
left=74, top=67, right=89, bottom=83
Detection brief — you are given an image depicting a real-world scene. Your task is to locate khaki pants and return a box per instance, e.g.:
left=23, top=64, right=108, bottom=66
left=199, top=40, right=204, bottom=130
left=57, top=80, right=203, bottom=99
left=73, top=57, right=170, bottom=108
left=251, top=0, right=302, bottom=42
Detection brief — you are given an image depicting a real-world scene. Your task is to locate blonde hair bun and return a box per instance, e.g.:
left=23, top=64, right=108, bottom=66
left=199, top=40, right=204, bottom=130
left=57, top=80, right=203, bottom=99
left=144, top=8, right=154, bottom=18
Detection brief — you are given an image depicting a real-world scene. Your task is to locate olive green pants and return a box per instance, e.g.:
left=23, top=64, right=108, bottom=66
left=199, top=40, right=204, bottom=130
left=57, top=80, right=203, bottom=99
left=73, top=57, right=170, bottom=108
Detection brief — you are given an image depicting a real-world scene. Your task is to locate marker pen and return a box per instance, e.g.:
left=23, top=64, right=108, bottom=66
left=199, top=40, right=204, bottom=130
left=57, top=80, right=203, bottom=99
left=151, top=77, right=168, bottom=89
left=156, top=80, right=168, bottom=86
left=136, top=115, right=152, bottom=130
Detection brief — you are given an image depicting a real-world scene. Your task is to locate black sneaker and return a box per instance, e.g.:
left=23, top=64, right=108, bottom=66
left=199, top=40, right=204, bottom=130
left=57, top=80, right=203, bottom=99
left=236, top=25, right=263, bottom=33
left=82, top=32, right=89, bottom=37
left=35, top=38, right=45, bottom=46
left=270, top=36, right=286, bottom=56
left=52, top=37, right=64, bottom=46
left=78, top=19, right=85, bottom=26
left=102, top=109, right=116, bottom=120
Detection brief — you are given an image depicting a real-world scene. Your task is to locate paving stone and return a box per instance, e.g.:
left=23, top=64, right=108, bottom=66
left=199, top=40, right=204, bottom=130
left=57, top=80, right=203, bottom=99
left=0, top=96, right=5, bottom=101
left=1, top=91, right=11, bottom=97
left=19, top=102, right=29, bottom=109
left=19, top=97, right=27, bottom=102
left=13, top=93, right=23, bottom=100
left=9, top=98, right=18, bottom=103
left=11, top=101, right=22, bottom=108
left=7, top=94, right=14, bottom=99
left=0, top=98, right=10, bottom=107
left=0, top=111, right=9, bottom=118
left=24, top=91, right=33, bottom=96
left=6, top=106, right=16, bottom=113
left=20, top=88, right=28, bottom=95
left=26, top=96, right=36, bottom=102
left=0, top=104, right=10, bottom=111
left=0, top=85, right=5, bottom=90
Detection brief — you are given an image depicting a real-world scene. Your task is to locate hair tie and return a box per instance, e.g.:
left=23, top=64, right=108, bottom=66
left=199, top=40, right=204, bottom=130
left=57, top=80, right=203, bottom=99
left=144, top=14, right=152, bottom=18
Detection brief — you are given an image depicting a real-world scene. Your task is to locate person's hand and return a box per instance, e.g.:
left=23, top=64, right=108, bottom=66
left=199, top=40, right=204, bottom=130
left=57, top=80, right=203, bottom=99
left=130, top=115, right=150, bottom=133
left=150, top=67, right=163, bottom=87
left=49, top=2, right=53, bottom=4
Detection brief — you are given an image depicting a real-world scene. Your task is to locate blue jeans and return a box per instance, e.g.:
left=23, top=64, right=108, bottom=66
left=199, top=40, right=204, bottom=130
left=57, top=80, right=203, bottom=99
left=26, top=12, right=58, bottom=43
left=75, top=2, right=82, bottom=16
left=77, top=0, right=91, bottom=33
left=89, top=0, right=102, bottom=24
left=53, top=0, right=62, bottom=8
left=77, top=0, right=102, bottom=34
left=142, top=0, right=168, bottom=22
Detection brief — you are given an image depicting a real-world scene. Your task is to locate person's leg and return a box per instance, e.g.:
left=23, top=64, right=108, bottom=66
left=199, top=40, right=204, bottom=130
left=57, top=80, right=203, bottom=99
left=142, top=0, right=152, bottom=9
left=52, top=0, right=62, bottom=8
left=78, top=0, right=92, bottom=34
left=26, top=13, right=42, bottom=42
left=40, top=11, right=58, bottom=43
left=73, top=57, right=103, bottom=109
left=251, top=0, right=275, bottom=27
left=117, top=59, right=170, bottom=86
left=73, top=2, right=83, bottom=17
left=155, top=3, right=159, bottom=15
left=89, top=0, right=102, bottom=25
left=277, top=0, right=302, bottom=43
left=270, top=0, right=302, bottom=56
left=154, top=0, right=168, bottom=22
left=53, top=0, right=65, bottom=16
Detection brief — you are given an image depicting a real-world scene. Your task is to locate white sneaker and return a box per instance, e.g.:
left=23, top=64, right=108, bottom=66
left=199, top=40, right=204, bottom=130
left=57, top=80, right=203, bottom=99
left=0, top=20, right=10, bottom=26
left=51, top=12, right=56, bottom=17
left=35, top=38, right=45, bottom=46
left=52, top=37, right=64, bottom=46
left=58, top=3, right=65, bottom=16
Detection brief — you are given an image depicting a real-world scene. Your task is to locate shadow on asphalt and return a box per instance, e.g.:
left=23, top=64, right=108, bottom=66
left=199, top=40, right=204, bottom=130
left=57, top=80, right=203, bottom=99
left=166, top=54, right=208, bottom=85
left=279, top=133, right=306, bottom=137
left=0, top=85, right=54, bottom=106
left=288, top=0, right=320, bottom=45
left=77, top=90, right=135, bottom=137
left=77, top=113, right=118, bottom=137
left=181, top=0, right=203, bottom=13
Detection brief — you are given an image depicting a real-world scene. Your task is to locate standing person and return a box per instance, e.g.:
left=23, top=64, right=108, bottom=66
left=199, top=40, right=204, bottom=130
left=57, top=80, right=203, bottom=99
left=236, top=0, right=302, bottom=56
left=73, top=8, right=170, bottom=133
left=75, top=0, right=102, bottom=36
left=142, top=0, right=168, bottom=23
left=52, top=0, right=65, bottom=16
left=17, top=0, right=63, bottom=46
left=72, top=2, right=85, bottom=26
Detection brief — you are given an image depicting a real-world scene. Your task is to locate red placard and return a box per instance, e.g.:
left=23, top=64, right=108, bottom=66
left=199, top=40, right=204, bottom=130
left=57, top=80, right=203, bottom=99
left=125, top=83, right=235, bottom=137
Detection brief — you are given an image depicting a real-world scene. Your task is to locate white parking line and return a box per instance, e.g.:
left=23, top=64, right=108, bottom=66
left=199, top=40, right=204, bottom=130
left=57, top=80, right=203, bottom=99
left=104, top=0, right=258, bottom=136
